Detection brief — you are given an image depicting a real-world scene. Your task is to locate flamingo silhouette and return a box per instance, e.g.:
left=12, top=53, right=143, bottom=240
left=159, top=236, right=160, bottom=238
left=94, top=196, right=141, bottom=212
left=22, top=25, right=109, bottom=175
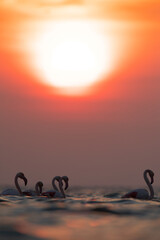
left=122, top=169, right=154, bottom=200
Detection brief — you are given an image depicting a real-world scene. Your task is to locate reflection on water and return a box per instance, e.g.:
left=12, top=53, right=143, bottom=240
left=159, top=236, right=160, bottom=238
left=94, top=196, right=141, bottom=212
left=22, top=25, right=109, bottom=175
left=1, top=187, right=160, bottom=240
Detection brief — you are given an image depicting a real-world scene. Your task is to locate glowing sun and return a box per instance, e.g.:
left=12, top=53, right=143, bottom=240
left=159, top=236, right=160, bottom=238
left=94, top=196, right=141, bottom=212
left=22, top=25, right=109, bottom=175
left=30, top=20, right=112, bottom=94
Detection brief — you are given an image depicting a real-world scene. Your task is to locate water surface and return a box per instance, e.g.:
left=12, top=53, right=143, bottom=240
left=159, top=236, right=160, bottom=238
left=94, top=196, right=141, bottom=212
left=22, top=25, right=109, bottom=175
left=1, top=187, right=160, bottom=240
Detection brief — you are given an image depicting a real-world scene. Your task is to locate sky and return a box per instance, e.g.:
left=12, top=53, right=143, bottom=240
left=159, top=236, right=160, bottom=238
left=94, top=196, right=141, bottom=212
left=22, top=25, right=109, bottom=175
left=0, top=0, right=160, bottom=188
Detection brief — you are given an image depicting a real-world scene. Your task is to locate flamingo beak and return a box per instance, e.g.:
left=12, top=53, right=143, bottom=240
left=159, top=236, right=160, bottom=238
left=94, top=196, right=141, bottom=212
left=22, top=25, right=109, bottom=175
left=64, top=180, right=68, bottom=190
left=24, top=177, right=28, bottom=186
left=151, top=176, right=154, bottom=184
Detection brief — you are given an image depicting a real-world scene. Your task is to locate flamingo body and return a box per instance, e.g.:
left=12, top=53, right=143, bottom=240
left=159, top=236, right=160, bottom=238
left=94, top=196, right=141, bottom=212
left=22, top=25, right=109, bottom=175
left=1, top=189, right=19, bottom=196
left=122, top=189, right=149, bottom=199
left=42, top=191, right=56, bottom=197
left=42, top=190, right=63, bottom=198
left=22, top=190, right=37, bottom=196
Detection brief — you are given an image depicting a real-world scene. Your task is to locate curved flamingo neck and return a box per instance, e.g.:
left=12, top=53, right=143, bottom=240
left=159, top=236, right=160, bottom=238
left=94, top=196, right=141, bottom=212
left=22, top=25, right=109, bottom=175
left=52, top=177, right=59, bottom=191
left=14, top=174, right=22, bottom=195
left=35, top=183, right=40, bottom=195
left=59, top=182, right=65, bottom=198
left=144, top=170, right=154, bottom=199
left=52, top=177, right=65, bottom=198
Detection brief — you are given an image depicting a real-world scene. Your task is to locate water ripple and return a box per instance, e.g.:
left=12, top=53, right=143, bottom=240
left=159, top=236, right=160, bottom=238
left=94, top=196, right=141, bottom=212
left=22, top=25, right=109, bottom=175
left=1, top=188, right=160, bottom=240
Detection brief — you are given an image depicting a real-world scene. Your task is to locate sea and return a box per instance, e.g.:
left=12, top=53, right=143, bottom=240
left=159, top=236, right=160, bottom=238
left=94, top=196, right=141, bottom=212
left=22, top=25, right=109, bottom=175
left=1, top=186, right=160, bottom=240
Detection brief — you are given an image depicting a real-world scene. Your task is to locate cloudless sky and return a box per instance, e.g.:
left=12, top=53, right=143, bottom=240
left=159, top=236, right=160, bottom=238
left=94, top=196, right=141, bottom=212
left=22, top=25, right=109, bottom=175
left=0, top=0, right=160, bottom=187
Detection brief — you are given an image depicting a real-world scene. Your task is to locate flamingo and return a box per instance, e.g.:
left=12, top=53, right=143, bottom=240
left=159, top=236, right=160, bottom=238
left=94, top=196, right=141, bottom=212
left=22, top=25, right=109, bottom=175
left=23, top=181, right=44, bottom=196
left=52, top=176, right=69, bottom=197
left=42, top=176, right=65, bottom=198
left=1, top=172, right=27, bottom=196
left=35, top=181, right=43, bottom=196
left=122, top=169, right=154, bottom=200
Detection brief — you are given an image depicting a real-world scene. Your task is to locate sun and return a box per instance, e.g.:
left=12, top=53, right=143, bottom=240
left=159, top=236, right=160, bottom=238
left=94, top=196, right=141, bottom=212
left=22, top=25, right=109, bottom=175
left=30, top=20, right=112, bottom=95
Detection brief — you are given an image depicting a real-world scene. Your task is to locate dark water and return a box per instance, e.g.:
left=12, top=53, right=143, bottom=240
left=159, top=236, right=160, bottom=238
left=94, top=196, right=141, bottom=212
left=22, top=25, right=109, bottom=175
left=1, top=187, right=160, bottom=240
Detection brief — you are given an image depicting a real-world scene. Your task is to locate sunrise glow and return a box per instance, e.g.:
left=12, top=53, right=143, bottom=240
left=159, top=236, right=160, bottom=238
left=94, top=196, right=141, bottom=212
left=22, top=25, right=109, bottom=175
left=1, top=3, right=160, bottom=239
left=29, top=21, right=112, bottom=94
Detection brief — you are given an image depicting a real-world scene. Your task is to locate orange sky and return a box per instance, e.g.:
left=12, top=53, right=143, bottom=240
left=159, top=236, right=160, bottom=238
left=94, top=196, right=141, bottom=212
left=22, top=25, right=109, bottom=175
left=0, top=0, right=160, bottom=187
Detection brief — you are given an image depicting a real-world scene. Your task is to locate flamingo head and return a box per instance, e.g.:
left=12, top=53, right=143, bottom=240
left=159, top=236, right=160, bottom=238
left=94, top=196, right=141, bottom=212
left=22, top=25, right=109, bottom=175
left=17, top=172, right=28, bottom=186
left=148, top=170, right=154, bottom=184
left=62, top=176, right=69, bottom=190
left=54, top=176, right=63, bottom=187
